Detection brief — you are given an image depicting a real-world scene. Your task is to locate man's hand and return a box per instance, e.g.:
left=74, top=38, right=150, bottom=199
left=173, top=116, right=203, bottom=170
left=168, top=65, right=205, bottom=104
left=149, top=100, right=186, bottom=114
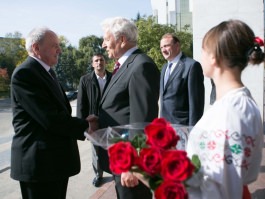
left=121, top=171, right=139, bottom=187
left=86, top=114, right=99, bottom=134
left=133, top=172, right=150, bottom=188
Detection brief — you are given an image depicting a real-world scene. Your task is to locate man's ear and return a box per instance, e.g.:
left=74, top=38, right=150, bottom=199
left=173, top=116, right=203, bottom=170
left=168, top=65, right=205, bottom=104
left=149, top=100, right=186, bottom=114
left=32, top=43, right=40, bottom=55
left=120, top=35, right=127, bottom=48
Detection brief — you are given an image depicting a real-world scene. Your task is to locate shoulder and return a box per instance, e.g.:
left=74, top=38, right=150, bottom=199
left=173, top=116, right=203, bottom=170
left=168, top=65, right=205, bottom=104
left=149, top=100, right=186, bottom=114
left=80, top=72, right=95, bottom=82
left=205, top=88, right=262, bottom=132
left=130, top=51, right=157, bottom=69
left=12, top=57, right=39, bottom=80
left=225, top=88, right=261, bottom=117
left=181, top=54, right=200, bottom=66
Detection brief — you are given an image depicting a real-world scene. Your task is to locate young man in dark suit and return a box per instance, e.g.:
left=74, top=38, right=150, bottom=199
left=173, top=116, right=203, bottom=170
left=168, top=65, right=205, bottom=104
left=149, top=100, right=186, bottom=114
left=89, top=17, right=160, bottom=199
left=76, top=53, right=112, bottom=187
left=159, top=33, right=205, bottom=126
left=10, top=27, right=93, bottom=199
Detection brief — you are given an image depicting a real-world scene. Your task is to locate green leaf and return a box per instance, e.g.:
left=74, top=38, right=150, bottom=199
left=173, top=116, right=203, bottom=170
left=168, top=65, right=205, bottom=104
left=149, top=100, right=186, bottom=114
left=130, top=134, right=146, bottom=149
left=148, top=175, right=163, bottom=190
left=191, top=154, right=201, bottom=173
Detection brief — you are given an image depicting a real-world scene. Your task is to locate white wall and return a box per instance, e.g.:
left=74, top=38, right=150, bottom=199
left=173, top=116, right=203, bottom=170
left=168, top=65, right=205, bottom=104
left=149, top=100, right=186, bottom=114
left=192, top=0, right=264, bottom=115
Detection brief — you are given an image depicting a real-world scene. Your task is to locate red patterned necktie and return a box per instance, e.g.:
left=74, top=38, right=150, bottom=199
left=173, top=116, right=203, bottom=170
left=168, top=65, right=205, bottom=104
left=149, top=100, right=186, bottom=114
left=112, top=61, right=120, bottom=75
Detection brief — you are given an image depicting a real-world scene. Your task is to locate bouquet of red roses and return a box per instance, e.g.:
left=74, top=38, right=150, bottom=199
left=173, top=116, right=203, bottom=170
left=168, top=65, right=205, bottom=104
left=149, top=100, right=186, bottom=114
left=107, top=118, right=200, bottom=199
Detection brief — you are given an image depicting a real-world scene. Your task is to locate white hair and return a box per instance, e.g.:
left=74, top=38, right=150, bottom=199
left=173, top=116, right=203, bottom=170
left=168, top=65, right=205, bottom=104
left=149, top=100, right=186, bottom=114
left=25, top=27, right=52, bottom=53
left=101, top=17, right=138, bottom=44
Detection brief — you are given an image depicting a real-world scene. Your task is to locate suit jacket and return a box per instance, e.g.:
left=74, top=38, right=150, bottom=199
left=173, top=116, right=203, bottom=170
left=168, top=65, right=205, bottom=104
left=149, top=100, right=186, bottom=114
left=10, top=56, right=89, bottom=182
left=98, top=49, right=160, bottom=173
left=76, top=70, right=112, bottom=118
left=159, top=53, right=205, bottom=126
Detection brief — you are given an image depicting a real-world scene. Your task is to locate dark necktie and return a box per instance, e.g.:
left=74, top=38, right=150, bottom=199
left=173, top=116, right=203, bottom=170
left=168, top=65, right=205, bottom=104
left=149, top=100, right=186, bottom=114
left=164, top=63, right=173, bottom=87
left=49, top=68, right=64, bottom=97
left=112, top=61, right=120, bottom=75
left=49, top=68, right=57, bottom=79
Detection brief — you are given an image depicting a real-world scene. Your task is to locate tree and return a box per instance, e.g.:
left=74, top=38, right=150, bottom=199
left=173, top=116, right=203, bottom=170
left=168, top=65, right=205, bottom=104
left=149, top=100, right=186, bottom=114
left=0, top=33, right=27, bottom=77
left=56, top=37, right=80, bottom=91
left=0, top=32, right=27, bottom=92
left=78, top=35, right=117, bottom=73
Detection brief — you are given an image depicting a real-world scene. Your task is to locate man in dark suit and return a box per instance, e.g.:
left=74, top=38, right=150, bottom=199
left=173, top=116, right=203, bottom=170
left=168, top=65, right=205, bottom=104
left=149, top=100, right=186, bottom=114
left=159, top=33, right=205, bottom=126
left=10, top=27, right=92, bottom=199
left=96, top=17, right=160, bottom=199
left=76, top=53, right=112, bottom=187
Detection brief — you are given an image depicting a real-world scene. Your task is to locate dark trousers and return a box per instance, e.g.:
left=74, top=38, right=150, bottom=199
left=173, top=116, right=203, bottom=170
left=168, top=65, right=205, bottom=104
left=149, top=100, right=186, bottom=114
left=113, top=175, right=152, bottom=199
left=92, top=144, right=103, bottom=178
left=19, top=178, right=69, bottom=199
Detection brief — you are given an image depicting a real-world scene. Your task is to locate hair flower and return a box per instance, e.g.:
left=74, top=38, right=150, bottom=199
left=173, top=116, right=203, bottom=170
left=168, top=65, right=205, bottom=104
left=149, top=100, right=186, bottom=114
left=254, top=37, right=264, bottom=47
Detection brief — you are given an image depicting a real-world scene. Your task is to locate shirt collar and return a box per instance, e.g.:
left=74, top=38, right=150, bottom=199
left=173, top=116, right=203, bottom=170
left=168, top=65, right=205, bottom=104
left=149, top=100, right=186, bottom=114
left=95, top=73, right=106, bottom=80
left=169, top=51, right=182, bottom=64
left=117, top=46, right=138, bottom=66
left=30, top=55, right=51, bottom=72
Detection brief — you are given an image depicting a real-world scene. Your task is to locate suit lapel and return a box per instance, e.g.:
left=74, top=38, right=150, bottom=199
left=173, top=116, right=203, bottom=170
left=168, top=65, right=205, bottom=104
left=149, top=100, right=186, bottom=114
left=100, top=50, right=139, bottom=104
left=164, top=55, right=186, bottom=90
left=100, top=63, right=126, bottom=104
left=32, top=58, right=70, bottom=113
left=160, top=63, right=167, bottom=93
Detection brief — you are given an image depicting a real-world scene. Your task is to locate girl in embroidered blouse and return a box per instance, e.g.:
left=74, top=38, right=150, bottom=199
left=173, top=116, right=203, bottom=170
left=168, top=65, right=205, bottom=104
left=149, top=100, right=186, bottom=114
left=186, top=19, right=264, bottom=199
left=133, top=20, right=264, bottom=199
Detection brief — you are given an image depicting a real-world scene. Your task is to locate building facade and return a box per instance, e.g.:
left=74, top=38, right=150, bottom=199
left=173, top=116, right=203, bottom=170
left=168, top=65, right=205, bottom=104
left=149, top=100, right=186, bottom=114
left=151, top=0, right=192, bottom=31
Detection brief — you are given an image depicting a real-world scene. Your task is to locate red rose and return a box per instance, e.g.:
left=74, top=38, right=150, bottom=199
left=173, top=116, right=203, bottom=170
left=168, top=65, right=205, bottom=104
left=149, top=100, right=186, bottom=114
left=137, top=147, right=162, bottom=176
left=161, top=150, right=194, bottom=182
left=108, top=141, right=138, bottom=174
left=155, top=181, right=188, bottom=199
left=144, top=118, right=180, bottom=150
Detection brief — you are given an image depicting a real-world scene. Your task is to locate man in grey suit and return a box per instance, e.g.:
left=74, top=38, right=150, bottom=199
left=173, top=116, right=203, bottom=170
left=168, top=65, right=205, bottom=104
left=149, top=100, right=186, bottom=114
left=159, top=33, right=205, bottom=126
left=93, top=17, right=160, bottom=199
left=10, top=27, right=92, bottom=199
left=76, top=53, right=112, bottom=187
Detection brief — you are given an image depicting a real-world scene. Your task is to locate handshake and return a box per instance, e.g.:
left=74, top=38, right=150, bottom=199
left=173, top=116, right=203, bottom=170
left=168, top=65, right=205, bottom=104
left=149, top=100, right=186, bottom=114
left=86, top=114, right=99, bottom=134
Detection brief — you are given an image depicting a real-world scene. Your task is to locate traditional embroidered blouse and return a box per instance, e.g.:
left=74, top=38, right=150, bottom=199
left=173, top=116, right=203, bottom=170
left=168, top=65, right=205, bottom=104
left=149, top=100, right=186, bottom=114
left=186, top=87, right=263, bottom=199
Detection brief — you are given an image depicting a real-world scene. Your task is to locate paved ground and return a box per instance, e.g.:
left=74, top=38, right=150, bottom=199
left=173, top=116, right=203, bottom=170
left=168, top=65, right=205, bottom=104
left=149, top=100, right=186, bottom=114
left=0, top=98, right=265, bottom=199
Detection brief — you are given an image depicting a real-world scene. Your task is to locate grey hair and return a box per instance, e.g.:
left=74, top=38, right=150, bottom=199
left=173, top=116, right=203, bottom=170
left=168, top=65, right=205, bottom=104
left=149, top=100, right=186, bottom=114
left=25, top=27, right=51, bottom=53
left=101, top=17, right=138, bottom=44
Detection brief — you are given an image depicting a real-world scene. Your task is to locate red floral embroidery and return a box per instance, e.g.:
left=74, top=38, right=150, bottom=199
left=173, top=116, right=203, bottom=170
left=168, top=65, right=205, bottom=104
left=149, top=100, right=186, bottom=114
left=241, top=159, right=250, bottom=170
left=207, top=141, right=216, bottom=150
left=244, top=147, right=251, bottom=157
left=244, top=135, right=255, bottom=147
left=212, top=153, right=224, bottom=162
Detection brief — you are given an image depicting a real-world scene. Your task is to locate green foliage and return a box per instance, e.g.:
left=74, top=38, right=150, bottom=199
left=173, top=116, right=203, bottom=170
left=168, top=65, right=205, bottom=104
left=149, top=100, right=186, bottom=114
left=0, top=34, right=27, bottom=77
left=130, top=133, right=147, bottom=150
left=56, top=44, right=79, bottom=90
left=148, top=175, right=163, bottom=191
left=191, top=154, right=201, bottom=173
left=0, top=76, right=10, bottom=92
